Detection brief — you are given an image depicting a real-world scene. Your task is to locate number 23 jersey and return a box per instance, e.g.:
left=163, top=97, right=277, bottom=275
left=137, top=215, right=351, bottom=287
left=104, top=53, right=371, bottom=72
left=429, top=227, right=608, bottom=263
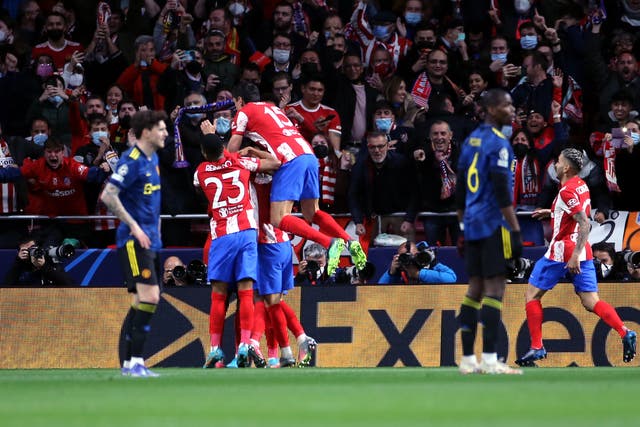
left=194, top=150, right=260, bottom=239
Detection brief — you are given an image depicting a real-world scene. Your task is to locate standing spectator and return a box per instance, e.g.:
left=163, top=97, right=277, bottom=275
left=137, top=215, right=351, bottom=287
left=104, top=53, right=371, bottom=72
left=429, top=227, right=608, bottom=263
left=349, top=131, right=418, bottom=244
left=511, top=129, right=542, bottom=210
left=260, top=32, right=295, bottom=95
left=82, top=17, right=128, bottom=99
left=116, top=35, right=169, bottom=111
left=515, top=148, right=636, bottom=367
left=201, top=29, right=239, bottom=92
left=26, top=75, right=72, bottom=149
left=455, top=89, right=523, bottom=375
left=31, top=12, right=82, bottom=72
left=100, top=110, right=169, bottom=378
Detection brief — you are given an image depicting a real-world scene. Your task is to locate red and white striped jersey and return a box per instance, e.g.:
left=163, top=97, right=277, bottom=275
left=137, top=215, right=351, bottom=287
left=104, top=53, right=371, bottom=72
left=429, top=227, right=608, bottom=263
left=194, top=150, right=260, bottom=240
left=544, top=176, right=593, bottom=262
left=232, top=102, right=314, bottom=164
left=286, top=101, right=342, bottom=142
left=253, top=173, right=289, bottom=244
left=0, top=139, right=18, bottom=214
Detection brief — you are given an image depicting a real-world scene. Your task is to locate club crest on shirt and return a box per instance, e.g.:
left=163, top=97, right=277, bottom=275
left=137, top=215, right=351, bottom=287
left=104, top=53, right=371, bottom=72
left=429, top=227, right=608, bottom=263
left=219, top=207, right=228, bottom=218
left=497, top=147, right=509, bottom=167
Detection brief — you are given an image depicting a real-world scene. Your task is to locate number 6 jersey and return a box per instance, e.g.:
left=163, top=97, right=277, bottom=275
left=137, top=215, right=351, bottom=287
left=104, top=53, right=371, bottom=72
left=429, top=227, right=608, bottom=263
left=194, top=150, right=261, bottom=239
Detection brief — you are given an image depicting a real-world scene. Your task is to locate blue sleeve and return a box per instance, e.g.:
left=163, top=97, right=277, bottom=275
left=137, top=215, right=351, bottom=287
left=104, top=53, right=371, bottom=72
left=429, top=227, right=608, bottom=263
left=378, top=269, right=402, bottom=284
left=0, top=167, right=22, bottom=182
left=488, top=137, right=512, bottom=175
left=418, top=263, right=457, bottom=283
left=87, top=166, right=109, bottom=183
left=108, top=158, right=138, bottom=190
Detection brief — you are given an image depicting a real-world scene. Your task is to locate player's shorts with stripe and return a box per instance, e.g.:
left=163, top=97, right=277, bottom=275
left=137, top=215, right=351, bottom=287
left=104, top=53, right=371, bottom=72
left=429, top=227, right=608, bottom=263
left=117, top=239, right=159, bottom=292
left=207, top=229, right=258, bottom=284
left=257, top=241, right=294, bottom=296
left=529, top=257, right=598, bottom=293
left=271, top=154, right=320, bottom=202
left=465, top=227, right=512, bottom=278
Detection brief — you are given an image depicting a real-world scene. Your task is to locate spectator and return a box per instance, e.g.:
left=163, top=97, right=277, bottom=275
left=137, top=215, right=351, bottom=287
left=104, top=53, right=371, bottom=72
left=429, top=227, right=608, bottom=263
left=294, top=242, right=331, bottom=286
left=349, top=131, right=418, bottom=244
left=309, top=132, right=349, bottom=213
left=31, top=11, right=82, bottom=72
left=16, top=1, right=42, bottom=48
left=511, top=129, right=543, bottom=210
left=106, top=84, right=125, bottom=125
left=116, top=35, right=169, bottom=111
left=26, top=75, right=72, bottom=147
left=270, top=71, right=297, bottom=110
left=153, top=0, right=196, bottom=63
left=365, top=46, right=394, bottom=92
left=159, top=48, right=206, bottom=112
left=521, top=101, right=567, bottom=169
left=608, top=119, right=640, bottom=211
left=511, top=51, right=554, bottom=122
left=251, top=2, right=308, bottom=58
left=369, top=99, right=414, bottom=157
left=162, top=256, right=188, bottom=286
left=201, top=29, right=239, bottom=92
left=435, top=19, right=469, bottom=84
left=383, top=75, right=420, bottom=128
left=3, top=236, right=74, bottom=286
left=413, top=120, right=459, bottom=246
left=260, top=32, right=295, bottom=95
left=378, top=240, right=456, bottom=284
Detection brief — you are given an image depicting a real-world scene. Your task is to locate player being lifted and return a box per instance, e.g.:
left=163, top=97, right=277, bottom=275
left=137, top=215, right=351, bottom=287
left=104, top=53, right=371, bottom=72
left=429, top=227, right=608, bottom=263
left=196, top=122, right=281, bottom=368
left=226, top=98, right=366, bottom=276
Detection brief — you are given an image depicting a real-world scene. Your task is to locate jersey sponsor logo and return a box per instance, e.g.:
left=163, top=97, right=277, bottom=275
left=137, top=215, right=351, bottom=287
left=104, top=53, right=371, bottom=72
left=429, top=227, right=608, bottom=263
left=143, top=183, right=161, bottom=195
left=469, top=137, right=481, bottom=147
left=497, top=147, right=509, bottom=168
left=48, top=188, right=76, bottom=197
left=567, top=197, right=579, bottom=208
left=576, top=184, right=588, bottom=194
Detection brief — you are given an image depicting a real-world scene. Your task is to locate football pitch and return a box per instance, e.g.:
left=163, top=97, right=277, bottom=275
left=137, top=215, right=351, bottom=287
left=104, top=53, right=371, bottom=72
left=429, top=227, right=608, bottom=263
left=0, top=368, right=638, bottom=427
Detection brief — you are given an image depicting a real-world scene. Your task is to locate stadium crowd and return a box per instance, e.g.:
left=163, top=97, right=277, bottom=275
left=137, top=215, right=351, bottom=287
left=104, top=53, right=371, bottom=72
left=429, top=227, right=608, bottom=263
left=1, top=0, right=640, bottom=252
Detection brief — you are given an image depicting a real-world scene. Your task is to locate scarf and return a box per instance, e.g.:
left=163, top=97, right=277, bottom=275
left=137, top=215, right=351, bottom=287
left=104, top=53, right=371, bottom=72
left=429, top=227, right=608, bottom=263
left=318, top=157, right=336, bottom=205
left=513, top=155, right=541, bottom=207
left=602, top=138, right=621, bottom=192
left=436, top=147, right=456, bottom=199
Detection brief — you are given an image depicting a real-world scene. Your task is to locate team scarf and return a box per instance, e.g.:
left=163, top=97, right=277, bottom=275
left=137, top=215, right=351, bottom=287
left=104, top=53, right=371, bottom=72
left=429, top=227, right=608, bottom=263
left=173, top=99, right=235, bottom=168
left=513, top=155, right=541, bottom=207
left=436, top=146, right=456, bottom=200
left=602, top=138, right=621, bottom=192
left=318, top=157, right=336, bottom=205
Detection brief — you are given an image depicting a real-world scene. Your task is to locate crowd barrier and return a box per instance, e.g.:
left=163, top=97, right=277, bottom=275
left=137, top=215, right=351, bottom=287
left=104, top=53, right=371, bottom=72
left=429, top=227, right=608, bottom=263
left=1, top=284, right=638, bottom=369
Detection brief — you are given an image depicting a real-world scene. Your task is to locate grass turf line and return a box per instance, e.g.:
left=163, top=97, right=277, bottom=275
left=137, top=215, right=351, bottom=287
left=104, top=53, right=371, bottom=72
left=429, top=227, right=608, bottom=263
left=0, top=368, right=638, bottom=427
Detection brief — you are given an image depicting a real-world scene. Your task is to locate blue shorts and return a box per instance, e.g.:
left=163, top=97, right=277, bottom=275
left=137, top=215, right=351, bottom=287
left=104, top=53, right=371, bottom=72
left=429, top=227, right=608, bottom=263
left=529, top=257, right=598, bottom=293
left=207, top=229, right=258, bottom=284
left=271, top=154, right=320, bottom=202
left=257, top=242, right=294, bottom=296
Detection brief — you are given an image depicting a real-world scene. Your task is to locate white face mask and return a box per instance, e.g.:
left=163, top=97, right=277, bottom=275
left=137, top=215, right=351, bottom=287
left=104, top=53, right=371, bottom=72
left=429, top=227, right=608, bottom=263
left=68, top=73, right=83, bottom=88
left=272, top=48, right=290, bottom=64
left=0, top=30, right=7, bottom=43
left=514, top=0, right=532, bottom=15
left=228, top=2, right=245, bottom=16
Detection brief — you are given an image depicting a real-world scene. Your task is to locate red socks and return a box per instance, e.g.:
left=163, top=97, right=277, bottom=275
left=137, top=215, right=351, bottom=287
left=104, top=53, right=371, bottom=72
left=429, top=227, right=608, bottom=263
left=279, top=214, right=332, bottom=248
left=251, top=300, right=266, bottom=342
left=593, top=300, right=627, bottom=338
left=281, top=300, right=304, bottom=338
left=237, top=289, right=254, bottom=345
left=209, top=292, right=227, bottom=347
left=313, top=210, right=351, bottom=241
left=525, top=300, right=544, bottom=349
left=267, top=302, right=289, bottom=348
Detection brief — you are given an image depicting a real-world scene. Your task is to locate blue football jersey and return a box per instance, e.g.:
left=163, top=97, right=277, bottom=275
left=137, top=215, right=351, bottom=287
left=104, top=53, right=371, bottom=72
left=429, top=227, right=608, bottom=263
left=108, top=146, right=162, bottom=251
left=457, top=124, right=514, bottom=240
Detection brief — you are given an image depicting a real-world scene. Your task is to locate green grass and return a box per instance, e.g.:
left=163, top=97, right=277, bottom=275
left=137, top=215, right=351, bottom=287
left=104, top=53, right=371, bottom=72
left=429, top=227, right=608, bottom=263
left=0, top=368, right=638, bottom=427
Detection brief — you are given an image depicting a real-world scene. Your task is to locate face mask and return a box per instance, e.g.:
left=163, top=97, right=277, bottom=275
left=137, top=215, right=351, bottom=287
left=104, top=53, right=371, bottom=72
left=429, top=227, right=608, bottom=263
left=0, top=30, right=7, bottom=43
left=375, top=117, right=393, bottom=133
left=91, top=131, right=109, bottom=145
left=600, top=262, right=612, bottom=278
left=415, top=41, right=435, bottom=51
left=36, top=63, right=54, bottom=78
left=47, top=29, right=64, bottom=41
left=33, top=133, right=48, bottom=146
left=501, top=124, right=513, bottom=139
left=215, top=117, right=231, bottom=134
left=300, top=62, right=319, bottom=75
left=68, top=73, right=83, bottom=88
left=313, top=144, right=329, bottom=159
left=513, top=144, right=528, bottom=159
left=119, top=115, right=132, bottom=129
left=514, top=0, right=532, bottom=15
left=373, top=62, right=391, bottom=77
left=457, top=32, right=466, bottom=42
left=491, top=53, right=508, bottom=62
left=373, top=25, right=391, bottom=41
left=139, top=59, right=148, bottom=67
left=228, top=2, right=245, bottom=16
left=632, top=132, right=640, bottom=145
left=324, top=30, right=332, bottom=39
left=329, top=48, right=343, bottom=62
left=185, top=112, right=204, bottom=120
left=48, top=95, right=63, bottom=105
left=520, top=35, right=538, bottom=50
left=272, top=48, right=290, bottom=64
left=185, top=60, right=202, bottom=75
left=404, top=12, right=422, bottom=25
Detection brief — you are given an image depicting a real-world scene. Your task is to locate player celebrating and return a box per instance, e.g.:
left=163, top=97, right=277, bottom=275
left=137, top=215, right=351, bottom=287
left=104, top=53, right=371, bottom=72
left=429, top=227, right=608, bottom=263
left=100, top=110, right=168, bottom=377
left=196, top=123, right=281, bottom=369
left=456, top=89, right=523, bottom=375
left=227, top=99, right=366, bottom=276
left=515, top=149, right=637, bottom=366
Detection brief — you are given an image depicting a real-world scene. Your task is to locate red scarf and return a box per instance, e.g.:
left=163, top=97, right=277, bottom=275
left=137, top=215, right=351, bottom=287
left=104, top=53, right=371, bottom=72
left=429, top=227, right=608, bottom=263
left=602, top=139, right=621, bottom=192
left=318, top=158, right=336, bottom=205
left=513, top=155, right=541, bottom=207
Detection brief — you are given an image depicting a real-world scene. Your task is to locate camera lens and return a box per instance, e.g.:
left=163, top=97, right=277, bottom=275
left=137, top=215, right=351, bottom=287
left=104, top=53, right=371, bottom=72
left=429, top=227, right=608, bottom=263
left=172, top=265, right=186, bottom=279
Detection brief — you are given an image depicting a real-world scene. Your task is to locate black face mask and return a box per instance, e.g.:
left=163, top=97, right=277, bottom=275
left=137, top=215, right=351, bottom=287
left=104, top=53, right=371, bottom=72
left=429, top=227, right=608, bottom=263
left=415, top=41, right=435, bottom=51
left=313, top=144, right=329, bottom=159
left=301, top=62, right=319, bottom=75
left=47, top=29, right=64, bottom=41
left=185, top=60, right=202, bottom=75
left=119, top=115, right=132, bottom=129
left=329, top=48, right=343, bottom=63
left=513, top=144, right=528, bottom=159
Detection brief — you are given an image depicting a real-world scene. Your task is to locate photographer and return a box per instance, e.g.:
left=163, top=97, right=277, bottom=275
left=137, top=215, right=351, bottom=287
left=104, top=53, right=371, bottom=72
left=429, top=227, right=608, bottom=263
left=162, top=256, right=207, bottom=286
left=4, top=236, right=74, bottom=286
left=592, top=242, right=640, bottom=282
left=295, top=243, right=374, bottom=285
left=378, top=241, right=456, bottom=284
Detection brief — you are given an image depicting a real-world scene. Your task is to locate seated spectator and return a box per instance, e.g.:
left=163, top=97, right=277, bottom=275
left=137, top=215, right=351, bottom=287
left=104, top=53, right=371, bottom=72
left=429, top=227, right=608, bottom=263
left=378, top=240, right=456, bottom=284
left=3, top=235, right=74, bottom=286
left=349, top=131, right=418, bottom=244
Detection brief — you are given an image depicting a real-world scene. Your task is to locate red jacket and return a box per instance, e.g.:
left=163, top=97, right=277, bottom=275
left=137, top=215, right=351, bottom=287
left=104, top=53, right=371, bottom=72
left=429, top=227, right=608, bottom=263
left=116, top=60, right=168, bottom=111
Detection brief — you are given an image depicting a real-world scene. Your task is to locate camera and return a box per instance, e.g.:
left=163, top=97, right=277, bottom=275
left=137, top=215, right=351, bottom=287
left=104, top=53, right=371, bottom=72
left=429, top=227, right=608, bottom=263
left=28, top=246, right=45, bottom=259
left=398, top=242, right=436, bottom=270
left=27, top=244, right=75, bottom=264
left=623, top=250, right=640, bottom=269
left=171, top=259, right=207, bottom=285
left=335, top=262, right=376, bottom=284
left=506, top=257, right=535, bottom=282
left=305, top=260, right=322, bottom=283
left=183, top=50, right=197, bottom=62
